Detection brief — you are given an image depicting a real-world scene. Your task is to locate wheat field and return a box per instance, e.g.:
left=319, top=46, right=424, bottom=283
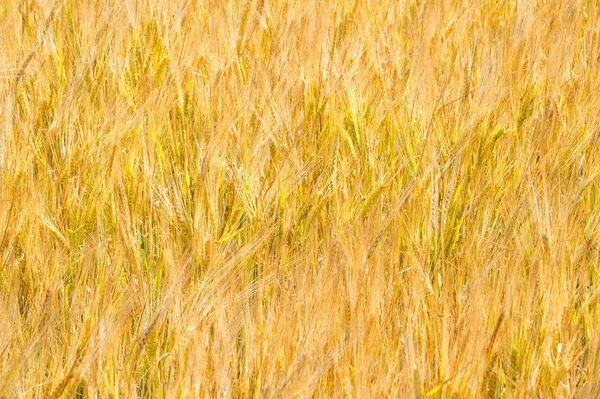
left=1, top=0, right=599, bottom=397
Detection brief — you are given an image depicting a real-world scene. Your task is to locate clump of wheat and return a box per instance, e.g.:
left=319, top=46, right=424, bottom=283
left=1, top=0, right=600, bottom=397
